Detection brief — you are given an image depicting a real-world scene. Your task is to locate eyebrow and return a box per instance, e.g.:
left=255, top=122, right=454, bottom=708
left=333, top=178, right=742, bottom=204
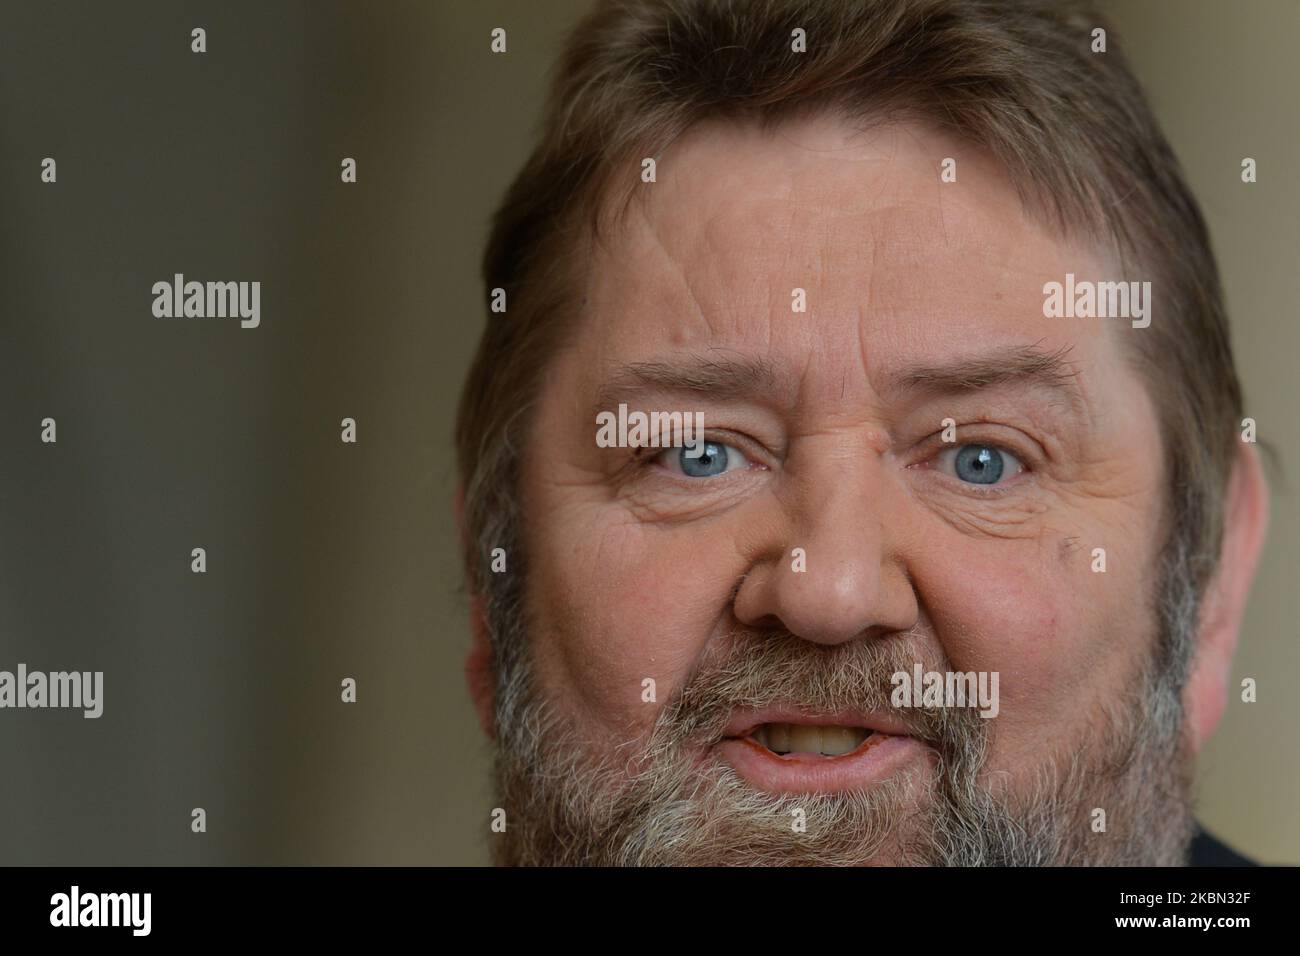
left=882, top=342, right=1087, bottom=417
left=592, top=351, right=789, bottom=416
left=591, top=342, right=1088, bottom=420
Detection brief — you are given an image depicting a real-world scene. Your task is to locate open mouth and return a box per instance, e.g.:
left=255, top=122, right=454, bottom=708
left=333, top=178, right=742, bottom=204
left=715, top=711, right=924, bottom=793
left=744, top=723, right=880, bottom=758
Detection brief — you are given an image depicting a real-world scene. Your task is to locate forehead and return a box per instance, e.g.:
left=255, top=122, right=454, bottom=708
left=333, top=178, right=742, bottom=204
left=576, top=112, right=1118, bottom=405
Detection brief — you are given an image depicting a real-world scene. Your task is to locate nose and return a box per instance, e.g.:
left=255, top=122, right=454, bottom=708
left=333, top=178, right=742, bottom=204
left=732, top=436, right=917, bottom=646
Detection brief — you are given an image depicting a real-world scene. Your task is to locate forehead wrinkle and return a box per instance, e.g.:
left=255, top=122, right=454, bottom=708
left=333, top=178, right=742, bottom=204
left=590, top=114, right=1106, bottom=425
left=648, top=206, right=713, bottom=334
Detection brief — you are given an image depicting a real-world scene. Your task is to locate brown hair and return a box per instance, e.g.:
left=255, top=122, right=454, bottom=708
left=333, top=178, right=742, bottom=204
left=456, top=0, right=1243, bottom=679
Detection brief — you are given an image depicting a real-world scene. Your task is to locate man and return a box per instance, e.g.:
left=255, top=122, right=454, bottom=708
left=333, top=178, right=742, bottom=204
left=454, top=0, right=1270, bottom=865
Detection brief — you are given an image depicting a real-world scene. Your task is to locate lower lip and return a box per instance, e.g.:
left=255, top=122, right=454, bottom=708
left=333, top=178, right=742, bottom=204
left=715, top=733, right=929, bottom=794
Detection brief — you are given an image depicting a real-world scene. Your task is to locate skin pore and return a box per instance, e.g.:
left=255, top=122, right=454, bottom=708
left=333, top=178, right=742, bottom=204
left=465, top=112, right=1266, bottom=864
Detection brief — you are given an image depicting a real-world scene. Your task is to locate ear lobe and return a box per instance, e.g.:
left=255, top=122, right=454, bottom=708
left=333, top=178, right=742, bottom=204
left=1183, top=442, right=1270, bottom=753
left=455, top=483, right=497, bottom=739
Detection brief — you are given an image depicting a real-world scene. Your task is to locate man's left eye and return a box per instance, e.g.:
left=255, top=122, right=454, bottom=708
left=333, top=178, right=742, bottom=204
left=934, top=443, right=1024, bottom=486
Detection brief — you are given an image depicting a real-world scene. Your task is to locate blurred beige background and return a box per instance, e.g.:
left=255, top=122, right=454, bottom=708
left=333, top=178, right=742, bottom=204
left=0, top=0, right=1294, bottom=865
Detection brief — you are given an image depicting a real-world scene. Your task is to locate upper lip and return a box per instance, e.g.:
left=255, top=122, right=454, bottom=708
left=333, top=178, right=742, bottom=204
left=721, top=706, right=915, bottom=740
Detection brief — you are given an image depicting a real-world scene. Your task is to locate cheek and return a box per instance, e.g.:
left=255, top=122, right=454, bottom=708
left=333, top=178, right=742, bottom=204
left=913, top=530, right=1153, bottom=750
left=525, top=502, right=740, bottom=738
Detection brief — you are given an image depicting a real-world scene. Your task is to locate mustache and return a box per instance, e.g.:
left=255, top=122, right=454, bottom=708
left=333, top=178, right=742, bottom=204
left=648, top=630, right=988, bottom=753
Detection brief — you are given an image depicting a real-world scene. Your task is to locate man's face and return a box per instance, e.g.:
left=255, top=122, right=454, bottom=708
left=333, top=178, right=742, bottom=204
left=492, top=113, right=1192, bottom=864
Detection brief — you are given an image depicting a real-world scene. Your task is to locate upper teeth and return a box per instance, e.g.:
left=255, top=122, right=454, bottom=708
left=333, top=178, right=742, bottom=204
left=752, top=724, right=871, bottom=756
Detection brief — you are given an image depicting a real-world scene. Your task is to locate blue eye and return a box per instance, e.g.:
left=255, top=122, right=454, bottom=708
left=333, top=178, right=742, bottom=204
left=936, top=443, right=1023, bottom=486
left=660, top=440, right=749, bottom=478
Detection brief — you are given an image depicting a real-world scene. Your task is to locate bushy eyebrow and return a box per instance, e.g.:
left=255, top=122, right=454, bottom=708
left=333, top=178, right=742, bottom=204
left=592, top=350, right=788, bottom=415
left=591, top=342, right=1087, bottom=420
left=883, top=342, right=1087, bottom=416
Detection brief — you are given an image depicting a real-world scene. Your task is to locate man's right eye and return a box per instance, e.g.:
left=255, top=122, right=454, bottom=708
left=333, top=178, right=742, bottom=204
left=654, top=440, right=751, bottom=478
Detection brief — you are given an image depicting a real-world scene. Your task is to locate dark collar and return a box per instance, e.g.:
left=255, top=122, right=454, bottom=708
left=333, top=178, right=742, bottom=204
left=1189, top=825, right=1257, bottom=866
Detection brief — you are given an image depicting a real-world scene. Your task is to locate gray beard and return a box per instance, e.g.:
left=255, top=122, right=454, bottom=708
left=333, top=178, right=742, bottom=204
left=487, top=622, right=1195, bottom=866
left=478, top=510, right=1199, bottom=865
